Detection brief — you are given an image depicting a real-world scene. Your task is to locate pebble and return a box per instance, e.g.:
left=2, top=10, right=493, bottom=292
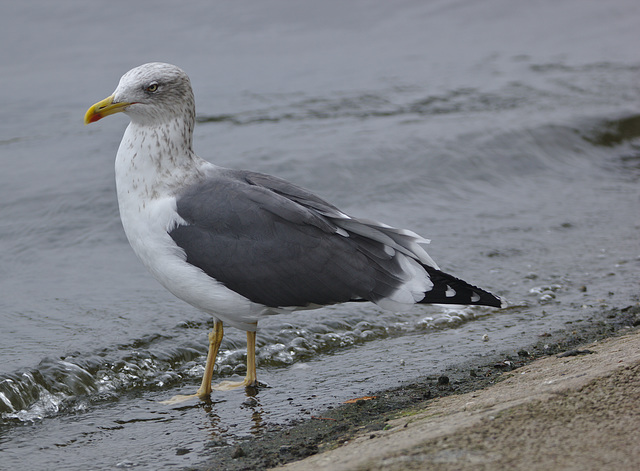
left=231, top=446, right=245, bottom=459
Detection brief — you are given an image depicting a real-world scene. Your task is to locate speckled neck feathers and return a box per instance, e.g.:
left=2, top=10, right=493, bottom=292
left=116, top=119, right=203, bottom=201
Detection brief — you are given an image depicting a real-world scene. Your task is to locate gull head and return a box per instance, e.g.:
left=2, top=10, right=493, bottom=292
left=84, top=62, right=195, bottom=126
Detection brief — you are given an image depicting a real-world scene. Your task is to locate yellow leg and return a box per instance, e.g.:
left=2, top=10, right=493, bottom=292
left=160, top=320, right=224, bottom=405
left=214, top=330, right=258, bottom=391
left=196, top=320, right=224, bottom=397
left=245, top=330, right=257, bottom=386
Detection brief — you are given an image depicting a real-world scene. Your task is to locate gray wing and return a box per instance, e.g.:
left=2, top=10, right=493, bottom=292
left=243, top=171, right=439, bottom=269
left=169, top=169, right=407, bottom=308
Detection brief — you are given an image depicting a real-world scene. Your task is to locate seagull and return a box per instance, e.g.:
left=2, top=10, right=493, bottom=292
left=85, top=62, right=503, bottom=402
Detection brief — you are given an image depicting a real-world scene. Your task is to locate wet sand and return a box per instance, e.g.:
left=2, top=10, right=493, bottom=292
left=199, top=305, right=640, bottom=470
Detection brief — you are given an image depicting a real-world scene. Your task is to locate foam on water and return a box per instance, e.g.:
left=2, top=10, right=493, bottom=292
left=0, top=305, right=493, bottom=422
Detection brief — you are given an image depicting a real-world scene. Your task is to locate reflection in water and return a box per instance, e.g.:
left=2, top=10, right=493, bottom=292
left=199, top=388, right=266, bottom=438
left=243, top=386, right=267, bottom=435
left=200, top=400, right=225, bottom=438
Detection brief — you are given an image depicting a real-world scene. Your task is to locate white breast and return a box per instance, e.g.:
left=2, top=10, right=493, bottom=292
left=114, top=123, right=266, bottom=331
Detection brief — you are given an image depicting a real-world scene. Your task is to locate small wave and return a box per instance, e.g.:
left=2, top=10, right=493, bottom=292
left=575, top=114, right=640, bottom=178
left=0, top=306, right=491, bottom=423
left=581, top=114, right=640, bottom=147
left=195, top=83, right=555, bottom=126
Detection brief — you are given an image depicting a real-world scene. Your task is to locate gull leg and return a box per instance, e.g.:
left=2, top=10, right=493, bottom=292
left=245, top=330, right=257, bottom=386
left=160, top=320, right=224, bottom=405
left=197, top=320, right=224, bottom=397
left=214, top=329, right=257, bottom=390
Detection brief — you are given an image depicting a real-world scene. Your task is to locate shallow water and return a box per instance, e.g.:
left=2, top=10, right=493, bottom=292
left=1, top=1, right=639, bottom=469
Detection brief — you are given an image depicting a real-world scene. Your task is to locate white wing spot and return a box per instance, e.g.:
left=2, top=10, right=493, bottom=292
left=471, top=291, right=481, bottom=303
left=445, top=286, right=456, bottom=297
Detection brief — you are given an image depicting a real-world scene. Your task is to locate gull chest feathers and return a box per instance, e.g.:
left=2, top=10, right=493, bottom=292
left=115, top=122, right=197, bottom=272
left=115, top=121, right=258, bottom=326
left=115, top=118, right=198, bottom=241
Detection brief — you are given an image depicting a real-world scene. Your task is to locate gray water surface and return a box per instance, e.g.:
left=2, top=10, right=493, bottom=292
left=1, top=1, right=639, bottom=470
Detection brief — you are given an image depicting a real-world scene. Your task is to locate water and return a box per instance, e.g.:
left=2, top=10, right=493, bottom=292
left=1, top=0, right=639, bottom=469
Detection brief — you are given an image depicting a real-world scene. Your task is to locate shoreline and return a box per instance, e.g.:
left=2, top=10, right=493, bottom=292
left=198, top=305, right=640, bottom=470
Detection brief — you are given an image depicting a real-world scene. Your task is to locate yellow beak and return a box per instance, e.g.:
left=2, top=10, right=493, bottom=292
left=84, top=95, right=131, bottom=124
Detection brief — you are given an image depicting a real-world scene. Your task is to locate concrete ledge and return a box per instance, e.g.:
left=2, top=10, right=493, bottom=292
left=273, top=330, right=640, bottom=471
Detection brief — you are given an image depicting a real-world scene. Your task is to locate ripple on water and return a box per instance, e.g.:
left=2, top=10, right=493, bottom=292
left=0, top=305, right=493, bottom=423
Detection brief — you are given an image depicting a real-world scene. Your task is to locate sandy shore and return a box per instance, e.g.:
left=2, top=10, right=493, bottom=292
left=273, top=328, right=640, bottom=471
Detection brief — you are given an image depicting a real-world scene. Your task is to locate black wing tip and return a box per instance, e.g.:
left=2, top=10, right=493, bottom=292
left=469, top=285, right=506, bottom=308
left=474, top=290, right=506, bottom=308
left=420, top=266, right=505, bottom=309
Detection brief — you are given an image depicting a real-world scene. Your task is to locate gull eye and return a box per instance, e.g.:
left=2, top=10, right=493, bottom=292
left=146, top=82, right=159, bottom=93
